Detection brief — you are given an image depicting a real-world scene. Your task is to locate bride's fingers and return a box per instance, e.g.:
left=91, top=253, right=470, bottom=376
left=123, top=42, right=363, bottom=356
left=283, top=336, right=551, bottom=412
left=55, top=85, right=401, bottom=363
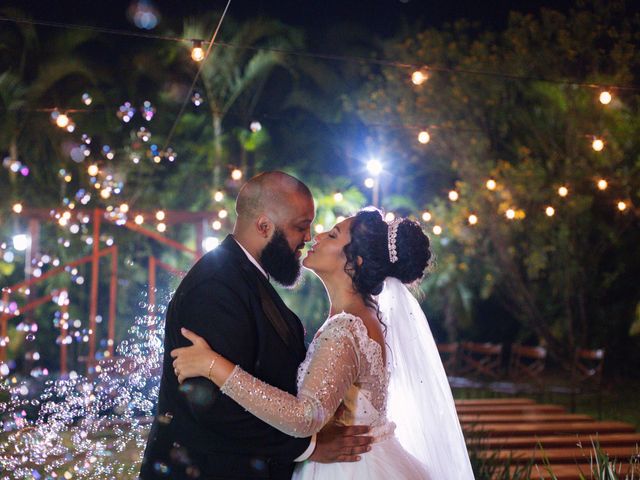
left=180, top=328, right=205, bottom=346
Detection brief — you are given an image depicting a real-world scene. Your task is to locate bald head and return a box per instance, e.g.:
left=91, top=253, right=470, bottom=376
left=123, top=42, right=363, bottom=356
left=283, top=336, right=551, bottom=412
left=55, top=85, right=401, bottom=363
left=232, top=172, right=315, bottom=272
left=235, top=171, right=313, bottom=224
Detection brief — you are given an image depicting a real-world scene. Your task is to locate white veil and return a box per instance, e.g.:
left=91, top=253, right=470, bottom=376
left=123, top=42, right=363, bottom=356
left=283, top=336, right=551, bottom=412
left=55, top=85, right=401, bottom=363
left=378, top=277, right=474, bottom=479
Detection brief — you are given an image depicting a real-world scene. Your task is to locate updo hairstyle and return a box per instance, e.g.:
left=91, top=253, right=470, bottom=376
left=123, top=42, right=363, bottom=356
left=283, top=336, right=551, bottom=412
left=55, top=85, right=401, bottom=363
left=343, top=209, right=432, bottom=301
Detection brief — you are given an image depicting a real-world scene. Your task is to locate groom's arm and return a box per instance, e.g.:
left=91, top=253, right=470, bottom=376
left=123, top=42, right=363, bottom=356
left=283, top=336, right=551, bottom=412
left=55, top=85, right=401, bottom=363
left=175, top=277, right=311, bottom=461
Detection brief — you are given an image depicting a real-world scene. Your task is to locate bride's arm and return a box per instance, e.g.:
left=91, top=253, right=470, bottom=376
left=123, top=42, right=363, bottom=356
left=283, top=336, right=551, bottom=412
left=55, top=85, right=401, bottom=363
left=171, top=320, right=360, bottom=438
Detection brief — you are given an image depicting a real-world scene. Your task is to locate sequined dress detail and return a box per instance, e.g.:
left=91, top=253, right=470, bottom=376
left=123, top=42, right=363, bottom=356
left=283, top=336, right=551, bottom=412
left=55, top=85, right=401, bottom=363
left=221, top=312, right=428, bottom=479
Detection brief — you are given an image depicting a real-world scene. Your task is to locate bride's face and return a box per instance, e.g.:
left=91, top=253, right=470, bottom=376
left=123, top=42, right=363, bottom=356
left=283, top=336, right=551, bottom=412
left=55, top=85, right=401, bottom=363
left=303, top=217, right=354, bottom=276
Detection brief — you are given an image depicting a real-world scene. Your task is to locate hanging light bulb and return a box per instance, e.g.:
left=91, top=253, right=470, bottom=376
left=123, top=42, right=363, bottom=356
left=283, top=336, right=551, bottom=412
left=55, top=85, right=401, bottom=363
left=597, top=179, right=608, bottom=190
left=545, top=206, right=555, bottom=217
left=432, top=225, right=442, bottom=235
left=468, top=214, right=478, bottom=225
left=411, top=69, right=429, bottom=85
left=214, top=190, right=224, bottom=202
left=558, top=186, right=569, bottom=197
left=56, top=113, right=70, bottom=129
left=506, top=209, right=516, bottom=220
left=157, top=222, right=167, bottom=232
left=87, top=164, right=99, bottom=177
left=599, top=91, right=612, bottom=105
left=364, top=177, right=375, bottom=189
left=418, top=131, right=431, bottom=144
left=12, top=203, right=23, bottom=214
left=384, top=212, right=396, bottom=222
left=134, top=215, right=144, bottom=225
left=448, top=190, right=459, bottom=201
left=592, top=138, right=605, bottom=152
left=231, top=169, right=243, bottom=181
left=486, top=179, right=497, bottom=191
left=191, top=40, right=205, bottom=62
left=617, top=201, right=627, bottom=211
left=333, top=192, right=343, bottom=202
left=421, top=211, right=432, bottom=222
left=155, top=210, right=165, bottom=221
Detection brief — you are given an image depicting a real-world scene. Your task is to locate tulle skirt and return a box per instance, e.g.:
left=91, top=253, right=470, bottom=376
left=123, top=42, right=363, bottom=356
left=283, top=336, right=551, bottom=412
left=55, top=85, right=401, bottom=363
left=293, top=436, right=429, bottom=480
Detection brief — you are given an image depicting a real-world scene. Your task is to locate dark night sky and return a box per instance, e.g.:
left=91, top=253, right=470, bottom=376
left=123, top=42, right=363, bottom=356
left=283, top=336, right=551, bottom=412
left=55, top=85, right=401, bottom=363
left=4, top=0, right=580, bottom=38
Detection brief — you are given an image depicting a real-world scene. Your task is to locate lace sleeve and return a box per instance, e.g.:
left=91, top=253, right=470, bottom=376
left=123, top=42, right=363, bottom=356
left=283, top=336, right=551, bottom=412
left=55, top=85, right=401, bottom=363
left=220, top=317, right=359, bottom=437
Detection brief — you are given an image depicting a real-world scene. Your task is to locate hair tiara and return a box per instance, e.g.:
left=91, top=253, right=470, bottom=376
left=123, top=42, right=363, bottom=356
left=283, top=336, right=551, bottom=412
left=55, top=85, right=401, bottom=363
left=387, top=217, right=403, bottom=263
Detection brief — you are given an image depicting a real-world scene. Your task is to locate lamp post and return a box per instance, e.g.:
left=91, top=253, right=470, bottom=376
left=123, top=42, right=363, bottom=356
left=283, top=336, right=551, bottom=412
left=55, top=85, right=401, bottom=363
left=366, top=159, right=383, bottom=207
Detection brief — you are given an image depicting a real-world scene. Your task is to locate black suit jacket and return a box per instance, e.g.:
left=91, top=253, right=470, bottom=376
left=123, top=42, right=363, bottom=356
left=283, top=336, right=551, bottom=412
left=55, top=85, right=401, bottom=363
left=140, top=236, right=311, bottom=479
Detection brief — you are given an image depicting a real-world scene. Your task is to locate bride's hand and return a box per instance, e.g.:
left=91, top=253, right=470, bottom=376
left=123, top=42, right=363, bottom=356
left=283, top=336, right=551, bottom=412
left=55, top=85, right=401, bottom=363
left=170, top=328, right=217, bottom=384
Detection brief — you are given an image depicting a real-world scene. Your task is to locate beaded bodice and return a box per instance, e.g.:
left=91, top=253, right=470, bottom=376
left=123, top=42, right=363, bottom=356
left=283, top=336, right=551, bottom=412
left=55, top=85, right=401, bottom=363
left=220, top=312, right=394, bottom=439
left=296, top=313, right=391, bottom=433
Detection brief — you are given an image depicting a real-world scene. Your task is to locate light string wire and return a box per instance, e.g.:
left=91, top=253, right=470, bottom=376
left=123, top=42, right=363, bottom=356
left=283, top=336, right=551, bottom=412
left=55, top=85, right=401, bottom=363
left=161, top=0, right=232, bottom=151
left=1, top=14, right=639, bottom=92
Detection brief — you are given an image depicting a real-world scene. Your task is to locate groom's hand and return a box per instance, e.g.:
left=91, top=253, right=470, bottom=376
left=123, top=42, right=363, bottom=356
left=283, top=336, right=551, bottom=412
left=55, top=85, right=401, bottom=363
left=309, top=421, right=373, bottom=463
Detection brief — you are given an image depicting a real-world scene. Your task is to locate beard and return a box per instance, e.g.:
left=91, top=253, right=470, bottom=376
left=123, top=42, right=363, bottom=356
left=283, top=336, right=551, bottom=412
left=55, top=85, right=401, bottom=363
left=260, top=228, right=303, bottom=288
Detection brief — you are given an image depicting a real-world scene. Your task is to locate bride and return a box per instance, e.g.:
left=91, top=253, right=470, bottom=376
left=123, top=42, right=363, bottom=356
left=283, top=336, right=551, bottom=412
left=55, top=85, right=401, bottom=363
left=171, top=209, right=474, bottom=479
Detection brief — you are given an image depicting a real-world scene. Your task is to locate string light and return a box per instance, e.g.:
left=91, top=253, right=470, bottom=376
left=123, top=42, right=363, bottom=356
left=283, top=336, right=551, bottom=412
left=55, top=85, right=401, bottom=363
left=384, top=212, right=396, bottom=222
left=599, top=91, right=612, bottom=105
left=411, top=69, right=429, bottom=85
left=592, top=138, right=605, bottom=152
left=468, top=214, right=478, bottom=225
left=212, top=220, right=222, bottom=230
left=12, top=203, right=23, bottom=214
left=418, top=131, right=431, bottom=144
left=55, top=113, right=70, bottom=129
left=157, top=222, right=167, bottom=232
left=506, top=209, right=516, bottom=220
left=597, top=179, right=608, bottom=190
left=333, top=192, right=343, bottom=202
left=87, top=165, right=99, bottom=177
left=432, top=225, right=442, bottom=235
left=218, top=209, right=228, bottom=219
left=617, top=201, right=627, bottom=211
left=231, top=169, right=243, bottom=181
left=486, top=179, right=497, bottom=191
left=155, top=210, right=165, bottom=221
left=119, top=203, right=129, bottom=213
left=134, top=215, right=144, bottom=225
left=82, top=93, right=92, bottom=106
left=191, top=40, right=205, bottom=62
left=558, top=186, right=569, bottom=197
left=364, top=178, right=375, bottom=189
left=545, top=206, right=555, bottom=217
left=214, top=191, right=224, bottom=202
left=421, top=211, right=432, bottom=222
left=448, top=190, right=459, bottom=201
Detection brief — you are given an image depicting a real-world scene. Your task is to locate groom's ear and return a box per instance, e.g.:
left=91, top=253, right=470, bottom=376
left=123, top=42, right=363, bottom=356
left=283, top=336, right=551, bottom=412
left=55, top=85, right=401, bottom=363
left=256, top=214, right=273, bottom=238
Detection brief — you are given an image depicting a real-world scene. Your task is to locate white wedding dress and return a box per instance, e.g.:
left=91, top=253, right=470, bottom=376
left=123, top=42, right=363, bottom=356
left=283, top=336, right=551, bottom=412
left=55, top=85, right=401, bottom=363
left=221, top=312, right=430, bottom=479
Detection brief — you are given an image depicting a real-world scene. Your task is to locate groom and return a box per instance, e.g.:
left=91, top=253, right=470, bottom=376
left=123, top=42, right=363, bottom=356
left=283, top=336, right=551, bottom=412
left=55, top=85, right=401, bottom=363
left=140, top=172, right=372, bottom=479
